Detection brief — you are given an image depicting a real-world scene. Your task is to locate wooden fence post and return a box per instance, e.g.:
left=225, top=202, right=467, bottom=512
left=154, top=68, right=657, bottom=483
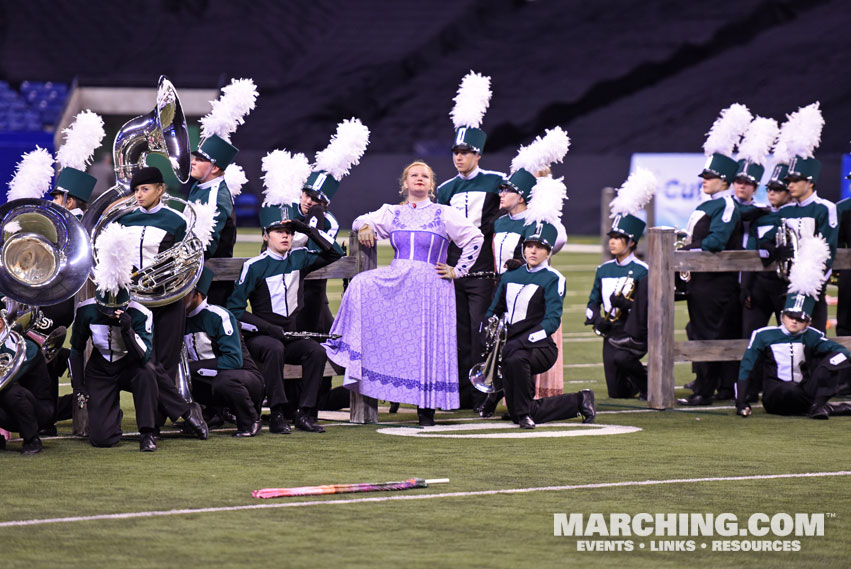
left=646, top=228, right=675, bottom=409
left=347, top=233, right=379, bottom=424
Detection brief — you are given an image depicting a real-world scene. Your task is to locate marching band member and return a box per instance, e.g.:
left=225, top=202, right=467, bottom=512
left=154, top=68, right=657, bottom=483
left=116, top=166, right=209, bottom=440
left=0, top=325, right=47, bottom=454
left=227, top=150, right=344, bottom=434
left=678, top=104, right=749, bottom=406
left=484, top=189, right=596, bottom=429
left=68, top=225, right=162, bottom=451
left=280, top=120, right=366, bottom=416
left=184, top=267, right=264, bottom=437
left=736, top=235, right=850, bottom=420
left=835, top=189, right=851, bottom=336
left=188, top=78, right=257, bottom=306
left=325, top=161, right=483, bottom=426
left=43, top=110, right=107, bottom=430
left=436, top=71, right=505, bottom=409
left=776, top=103, right=836, bottom=332
left=586, top=168, right=656, bottom=400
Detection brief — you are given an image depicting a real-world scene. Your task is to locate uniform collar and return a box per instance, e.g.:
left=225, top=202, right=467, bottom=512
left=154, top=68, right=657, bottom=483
left=70, top=207, right=84, bottom=218
left=265, top=248, right=290, bottom=261
left=189, top=299, right=209, bottom=318
left=796, top=191, right=818, bottom=207
left=614, top=252, right=636, bottom=266
left=198, top=176, right=223, bottom=190
left=733, top=195, right=753, bottom=206
left=710, top=188, right=735, bottom=200
left=509, top=209, right=528, bottom=221
left=138, top=201, right=164, bottom=214
left=526, top=259, right=550, bottom=273
left=407, top=197, right=432, bottom=209
left=459, top=167, right=481, bottom=181
left=779, top=323, right=806, bottom=337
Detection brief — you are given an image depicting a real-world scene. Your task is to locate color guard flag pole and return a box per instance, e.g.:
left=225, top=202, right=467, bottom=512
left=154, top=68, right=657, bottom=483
left=252, top=477, right=450, bottom=499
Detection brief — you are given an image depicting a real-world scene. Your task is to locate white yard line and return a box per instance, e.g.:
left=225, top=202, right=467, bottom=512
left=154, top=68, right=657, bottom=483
left=2, top=470, right=848, bottom=528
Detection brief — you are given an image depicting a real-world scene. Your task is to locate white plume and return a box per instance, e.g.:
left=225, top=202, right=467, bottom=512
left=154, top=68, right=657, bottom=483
left=787, top=234, right=830, bottom=297
left=55, top=110, right=106, bottom=170
left=785, top=102, right=824, bottom=159
left=224, top=163, right=247, bottom=197
left=7, top=147, right=54, bottom=201
left=510, top=127, right=571, bottom=175
left=610, top=167, right=658, bottom=218
left=200, top=78, right=259, bottom=141
left=4, top=221, right=22, bottom=234
left=262, top=149, right=311, bottom=207
left=314, top=118, right=370, bottom=180
left=450, top=70, right=492, bottom=129
left=737, top=116, right=779, bottom=166
left=190, top=199, right=218, bottom=250
left=525, top=176, right=567, bottom=227
left=703, top=103, right=752, bottom=157
left=93, top=223, right=136, bottom=296
left=773, top=112, right=796, bottom=163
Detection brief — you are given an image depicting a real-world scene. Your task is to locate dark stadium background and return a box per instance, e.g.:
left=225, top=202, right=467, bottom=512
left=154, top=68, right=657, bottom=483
left=1, top=0, right=849, bottom=233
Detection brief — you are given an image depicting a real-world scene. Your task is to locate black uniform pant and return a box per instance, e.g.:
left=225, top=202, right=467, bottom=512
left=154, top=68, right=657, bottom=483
left=837, top=270, right=851, bottom=336
left=502, top=338, right=580, bottom=423
left=151, top=300, right=190, bottom=422
left=623, top=278, right=648, bottom=344
left=85, top=354, right=159, bottom=447
left=454, top=277, right=495, bottom=409
left=687, top=272, right=741, bottom=397
left=742, top=273, right=786, bottom=337
left=760, top=355, right=846, bottom=415
left=0, top=383, right=40, bottom=441
left=245, top=334, right=324, bottom=413
left=189, top=364, right=264, bottom=431
left=602, top=334, right=647, bottom=398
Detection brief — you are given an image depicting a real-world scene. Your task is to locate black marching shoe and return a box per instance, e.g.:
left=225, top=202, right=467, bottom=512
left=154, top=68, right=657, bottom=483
left=807, top=404, right=830, bottom=420
left=677, top=394, right=713, bottom=406
left=0, top=435, right=5, bottom=451
left=139, top=432, right=157, bottom=452
left=269, top=412, right=291, bottom=434
left=184, top=402, right=209, bottom=440
left=38, top=425, right=58, bottom=436
left=607, top=335, right=647, bottom=357
left=714, top=390, right=735, bottom=402
left=579, top=389, right=596, bottom=424
left=518, top=415, right=536, bottom=429
left=417, top=408, right=436, bottom=427
left=388, top=402, right=400, bottom=413
left=294, top=410, right=325, bottom=433
left=827, top=402, right=851, bottom=416
left=21, top=436, right=42, bottom=455
left=234, top=420, right=263, bottom=438
left=475, top=392, right=502, bottom=418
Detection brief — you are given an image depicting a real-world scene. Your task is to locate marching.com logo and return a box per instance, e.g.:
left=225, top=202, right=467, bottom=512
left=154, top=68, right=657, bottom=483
left=554, top=512, right=830, bottom=552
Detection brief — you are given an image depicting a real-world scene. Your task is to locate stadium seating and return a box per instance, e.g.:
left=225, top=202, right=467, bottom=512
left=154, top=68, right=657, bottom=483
left=0, top=80, right=68, bottom=132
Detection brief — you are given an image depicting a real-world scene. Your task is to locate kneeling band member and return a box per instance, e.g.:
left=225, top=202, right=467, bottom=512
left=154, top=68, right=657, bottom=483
left=736, top=236, right=850, bottom=420
left=227, top=206, right=343, bottom=433
left=184, top=267, right=264, bottom=437
left=0, top=327, right=50, bottom=454
left=484, top=223, right=596, bottom=429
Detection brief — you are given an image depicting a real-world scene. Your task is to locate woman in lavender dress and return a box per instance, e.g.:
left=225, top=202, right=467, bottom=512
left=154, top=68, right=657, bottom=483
left=324, top=161, right=483, bottom=425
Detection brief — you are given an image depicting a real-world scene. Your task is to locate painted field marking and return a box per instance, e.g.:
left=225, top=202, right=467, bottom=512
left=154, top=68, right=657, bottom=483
left=2, top=470, right=849, bottom=528
left=376, top=422, right=642, bottom=439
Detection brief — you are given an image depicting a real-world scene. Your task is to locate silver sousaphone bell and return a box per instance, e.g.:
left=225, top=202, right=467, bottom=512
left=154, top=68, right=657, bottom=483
left=0, top=200, right=93, bottom=392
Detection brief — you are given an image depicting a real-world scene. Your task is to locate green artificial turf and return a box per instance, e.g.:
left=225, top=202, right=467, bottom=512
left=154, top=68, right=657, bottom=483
left=1, top=233, right=849, bottom=568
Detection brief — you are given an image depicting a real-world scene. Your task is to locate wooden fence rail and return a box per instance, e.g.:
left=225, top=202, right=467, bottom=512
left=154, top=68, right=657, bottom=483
left=646, top=227, right=851, bottom=410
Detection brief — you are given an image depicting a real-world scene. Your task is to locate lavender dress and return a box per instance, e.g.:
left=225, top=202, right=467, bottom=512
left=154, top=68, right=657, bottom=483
left=324, top=199, right=483, bottom=409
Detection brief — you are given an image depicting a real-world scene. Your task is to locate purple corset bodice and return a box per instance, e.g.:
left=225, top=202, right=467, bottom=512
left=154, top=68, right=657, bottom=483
left=391, top=230, right=449, bottom=265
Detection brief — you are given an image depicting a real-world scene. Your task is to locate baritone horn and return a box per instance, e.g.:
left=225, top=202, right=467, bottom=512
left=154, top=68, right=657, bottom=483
left=775, top=224, right=799, bottom=281
left=469, top=314, right=507, bottom=394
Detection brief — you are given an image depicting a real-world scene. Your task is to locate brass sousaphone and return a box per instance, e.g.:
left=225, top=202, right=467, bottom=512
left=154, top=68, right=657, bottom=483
left=83, top=75, right=203, bottom=308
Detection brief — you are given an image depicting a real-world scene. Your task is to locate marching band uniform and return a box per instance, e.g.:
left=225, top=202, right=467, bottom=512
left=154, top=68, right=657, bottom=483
left=68, top=292, right=160, bottom=449
left=736, top=238, right=850, bottom=421
left=680, top=108, right=750, bottom=405
left=184, top=268, right=264, bottom=437
left=437, top=71, right=503, bottom=409
left=325, top=192, right=483, bottom=419
left=117, top=167, right=207, bottom=436
left=835, top=196, right=851, bottom=335
left=0, top=336, right=51, bottom=453
left=227, top=210, right=343, bottom=433
left=586, top=247, right=648, bottom=398
left=486, top=224, right=595, bottom=428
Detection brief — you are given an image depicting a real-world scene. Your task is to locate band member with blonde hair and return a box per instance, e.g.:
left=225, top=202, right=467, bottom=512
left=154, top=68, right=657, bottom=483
left=325, top=160, right=484, bottom=426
